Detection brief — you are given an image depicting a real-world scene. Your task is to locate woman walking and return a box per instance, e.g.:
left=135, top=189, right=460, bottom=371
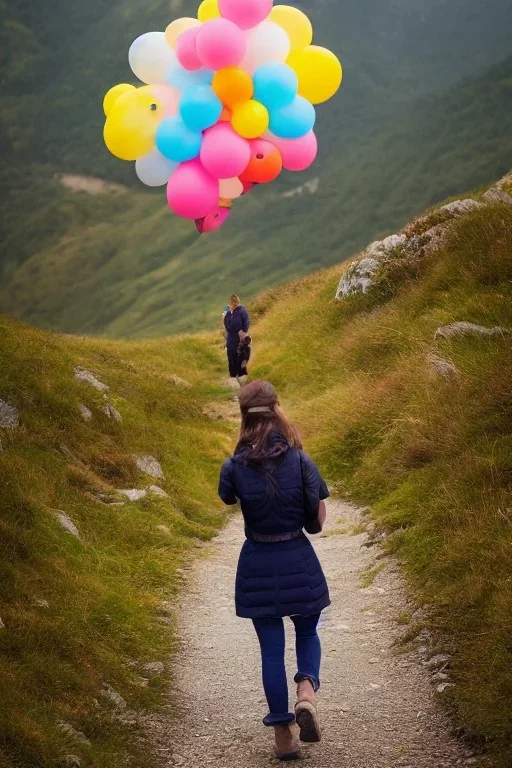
left=224, top=295, right=250, bottom=383
left=218, top=381, right=330, bottom=761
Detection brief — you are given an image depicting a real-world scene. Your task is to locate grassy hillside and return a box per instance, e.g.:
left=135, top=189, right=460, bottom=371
left=249, top=184, right=512, bottom=763
left=0, top=318, right=232, bottom=767
left=1, top=55, right=511, bottom=338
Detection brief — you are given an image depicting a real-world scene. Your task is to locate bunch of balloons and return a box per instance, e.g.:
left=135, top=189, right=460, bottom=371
left=103, top=0, right=342, bottom=233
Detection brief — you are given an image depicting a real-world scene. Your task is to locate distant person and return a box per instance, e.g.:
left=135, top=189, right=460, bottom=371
left=224, top=295, right=250, bottom=383
left=218, top=381, right=330, bottom=761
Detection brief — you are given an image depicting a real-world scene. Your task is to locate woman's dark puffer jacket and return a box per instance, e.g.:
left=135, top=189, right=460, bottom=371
left=218, top=433, right=331, bottom=619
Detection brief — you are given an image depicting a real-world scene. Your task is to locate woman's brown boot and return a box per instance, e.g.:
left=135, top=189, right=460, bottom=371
left=295, top=680, right=321, bottom=743
left=273, top=724, right=301, bottom=761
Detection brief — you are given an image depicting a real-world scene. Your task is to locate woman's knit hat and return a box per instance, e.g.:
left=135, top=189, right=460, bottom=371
left=238, top=380, right=278, bottom=413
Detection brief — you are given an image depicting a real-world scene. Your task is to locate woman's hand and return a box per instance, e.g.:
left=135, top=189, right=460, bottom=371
left=317, top=500, right=327, bottom=531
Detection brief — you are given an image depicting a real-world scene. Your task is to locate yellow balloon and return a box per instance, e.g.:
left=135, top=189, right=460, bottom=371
left=103, top=84, right=136, bottom=117
left=287, top=45, right=342, bottom=104
left=104, top=90, right=162, bottom=161
left=269, top=6, right=313, bottom=51
left=165, top=17, right=201, bottom=47
left=198, top=0, right=220, bottom=22
left=231, top=100, right=269, bottom=139
left=213, top=67, right=254, bottom=108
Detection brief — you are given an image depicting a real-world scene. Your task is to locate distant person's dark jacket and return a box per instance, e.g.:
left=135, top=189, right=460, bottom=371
left=224, top=305, right=250, bottom=350
left=218, top=432, right=330, bottom=619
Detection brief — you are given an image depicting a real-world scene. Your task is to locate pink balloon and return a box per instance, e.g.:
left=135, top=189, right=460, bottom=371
left=146, top=85, right=179, bottom=117
left=241, top=180, right=255, bottom=195
left=219, top=0, right=273, bottom=30
left=196, top=205, right=232, bottom=233
left=200, top=123, right=251, bottom=179
left=266, top=131, right=318, bottom=171
left=196, top=18, right=246, bottom=70
left=167, top=159, right=219, bottom=219
left=175, top=27, right=202, bottom=71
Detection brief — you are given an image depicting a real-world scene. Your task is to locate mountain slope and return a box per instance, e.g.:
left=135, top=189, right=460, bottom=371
left=1, top=54, right=511, bottom=337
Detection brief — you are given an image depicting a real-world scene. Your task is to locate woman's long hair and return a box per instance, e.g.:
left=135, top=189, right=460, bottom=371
left=236, top=407, right=303, bottom=461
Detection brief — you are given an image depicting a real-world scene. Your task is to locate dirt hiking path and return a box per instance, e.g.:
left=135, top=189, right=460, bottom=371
left=149, top=502, right=474, bottom=767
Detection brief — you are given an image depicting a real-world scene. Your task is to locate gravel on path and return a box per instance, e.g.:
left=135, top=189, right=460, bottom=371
left=148, top=502, right=473, bottom=767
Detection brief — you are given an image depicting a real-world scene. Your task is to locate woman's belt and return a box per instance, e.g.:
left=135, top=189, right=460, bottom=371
left=249, top=528, right=303, bottom=543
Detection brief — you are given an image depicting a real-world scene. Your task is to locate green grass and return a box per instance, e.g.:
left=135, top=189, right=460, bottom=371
left=250, top=196, right=512, bottom=763
left=0, top=317, right=233, bottom=767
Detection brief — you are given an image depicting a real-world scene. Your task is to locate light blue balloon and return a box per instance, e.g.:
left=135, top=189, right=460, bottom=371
left=180, top=85, right=222, bottom=133
left=156, top=117, right=202, bottom=163
left=269, top=96, right=316, bottom=139
left=167, top=65, right=214, bottom=93
left=253, top=63, right=298, bottom=111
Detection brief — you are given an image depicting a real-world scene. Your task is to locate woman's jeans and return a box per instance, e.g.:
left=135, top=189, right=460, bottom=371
left=252, top=613, right=321, bottom=726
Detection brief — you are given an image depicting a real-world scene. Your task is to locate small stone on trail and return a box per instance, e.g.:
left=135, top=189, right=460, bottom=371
left=149, top=485, right=170, bottom=498
left=142, top=661, right=165, bottom=676
left=54, top=511, right=80, bottom=538
left=78, top=403, right=92, bottom=422
left=426, top=654, right=451, bottom=669
left=117, top=489, right=147, bottom=502
left=101, top=683, right=126, bottom=709
left=135, top=455, right=165, bottom=479
left=437, top=683, right=455, bottom=693
left=101, top=403, right=122, bottom=422
left=74, top=367, right=109, bottom=391
left=0, top=399, right=19, bottom=428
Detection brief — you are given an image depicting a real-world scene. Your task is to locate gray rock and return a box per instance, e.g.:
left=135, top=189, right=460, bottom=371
left=484, top=187, right=512, bottom=205
left=64, top=757, right=81, bottom=768
left=0, top=399, right=19, bottom=428
left=170, top=374, right=192, bottom=389
left=336, top=257, right=380, bottom=299
left=54, top=511, right=80, bottom=538
left=101, top=403, right=122, bottom=422
left=74, top=367, right=109, bottom=391
left=0, top=616, right=4, bottom=629
left=78, top=404, right=92, bottom=422
left=435, top=322, right=508, bottom=340
left=117, top=489, right=147, bottom=502
left=440, top=199, right=482, bottom=216
left=135, top=455, right=165, bottom=479
left=57, top=721, right=91, bottom=745
left=142, top=661, right=165, bottom=676
left=427, top=353, right=460, bottom=378
left=100, top=683, right=126, bottom=709
left=437, top=682, right=455, bottom=693
left=149, top=485, right=170, bottom=498
left=33, top=598, right=50, bottom=608
left=427, top=653, right=451, bottom=669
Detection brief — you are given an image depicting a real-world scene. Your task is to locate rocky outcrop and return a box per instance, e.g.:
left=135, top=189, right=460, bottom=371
left=101, top=402, right=122, bottom=422
left=149, top=485, right=170, bottom=498
left=117, top=489, right=147, bottom=502
left=100, top=683, right=126, bottom=709
left=78, top=404, right=92, bottom=422
left=74, top=367, right=109, bottom=391
left=336, top=197, right=486, bottom=301
left=435, top=322, right=508, bottom=341
left=0, top=399, right=19, bottom=428
left=483, top=172, right=512, bottom=205
left=57, top=721, right=91, bottom=745
left=135, top=455, right=165, bottom=479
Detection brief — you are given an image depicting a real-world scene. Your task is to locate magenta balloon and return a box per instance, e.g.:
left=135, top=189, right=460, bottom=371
left=167, top=159, right=219, bottom=219
left=267, top=131, right=318, bottom=171
left=200, top=123, right=251, bottom=179
left=196, top=18, right=246, bottom=70
left=175, top=28, right=202, bottom=71
left=219, top=0, right=273, bottom=30
left=199, top=205, right=232, bottom=233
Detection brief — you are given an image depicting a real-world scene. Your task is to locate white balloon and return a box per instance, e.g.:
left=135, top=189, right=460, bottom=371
left=129, top=32, right=176, bottom=85
left=219, top=177, right=244, bottom=199
left=240, top=22, right=291, bottom=74
left=136, top=149, right=177, bottom=187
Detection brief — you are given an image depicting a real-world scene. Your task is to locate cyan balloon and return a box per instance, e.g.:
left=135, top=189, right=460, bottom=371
left=180, top=85, right=223, bottom=132
left=167, top=66, right=214, bottom=92
left=156, top=116, right=202, bottom=162
left=269, top=96, right=315, bottom=139
left=253, top=62, right=298, bottom=111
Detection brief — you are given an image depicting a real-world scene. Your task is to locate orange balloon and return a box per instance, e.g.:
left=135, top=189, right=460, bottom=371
left=220, top=107, right=232, bottom=121
left=239, top=139, right=282, bottom=184
left=212, top=67, right=254, bottom=108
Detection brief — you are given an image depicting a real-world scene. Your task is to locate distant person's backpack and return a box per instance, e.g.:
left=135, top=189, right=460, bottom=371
left=238, top=335, right=252, bottom=372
